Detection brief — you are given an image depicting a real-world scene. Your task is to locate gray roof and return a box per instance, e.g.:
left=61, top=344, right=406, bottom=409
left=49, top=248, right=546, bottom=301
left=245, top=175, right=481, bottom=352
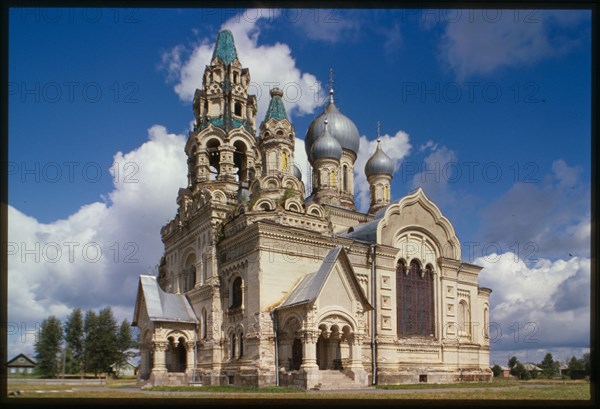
left=310, top=121, right=342, bottom=161
left=365, top=140, right=394, bottom=177
left=341, top=203, right=390, bottom=243
left=276, top=247, right=371, bottom=310
left=293, top=163, right=302, bottom=181
left=305, top=96, right=360, bottom=160
left=133, top=275, right=198, bottom=325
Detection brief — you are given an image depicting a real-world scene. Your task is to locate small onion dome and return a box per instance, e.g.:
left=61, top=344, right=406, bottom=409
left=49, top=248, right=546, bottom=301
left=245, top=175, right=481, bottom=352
left=293, top=163, right=302, bottom=181
left=304, top=89, right=360, bottom=160
left=365, top=139, right=394, bottom=177
left=311, top=119, right=342, bottom=161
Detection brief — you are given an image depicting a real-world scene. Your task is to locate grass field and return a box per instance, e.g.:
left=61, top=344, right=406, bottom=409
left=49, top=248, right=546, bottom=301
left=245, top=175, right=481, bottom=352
left=6, top=378, right=591, bottom=400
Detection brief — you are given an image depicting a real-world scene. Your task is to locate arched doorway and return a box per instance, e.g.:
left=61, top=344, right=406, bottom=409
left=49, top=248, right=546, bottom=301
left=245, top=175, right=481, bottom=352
left=316, top=322, right=352, bottom=371
left=291, top=338, right=302, bottom=370
left=166, top=336, right=187, bottom=373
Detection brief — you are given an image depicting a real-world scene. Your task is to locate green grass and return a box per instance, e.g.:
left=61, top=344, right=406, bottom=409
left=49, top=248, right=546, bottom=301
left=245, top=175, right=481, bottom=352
left=376, top=378, right=524, bottom=389
left=147, top=385, right=305, bottom=393
left=8, top=379, right=590, bottom=400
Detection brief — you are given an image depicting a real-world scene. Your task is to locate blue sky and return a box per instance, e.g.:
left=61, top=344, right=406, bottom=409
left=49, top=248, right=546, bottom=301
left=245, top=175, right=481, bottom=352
left=7, top=7, right=591, bottom=366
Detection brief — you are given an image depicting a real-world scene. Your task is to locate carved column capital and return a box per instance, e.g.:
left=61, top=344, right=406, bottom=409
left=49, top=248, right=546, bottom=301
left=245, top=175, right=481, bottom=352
left=153, top=341, right=168, bottom=352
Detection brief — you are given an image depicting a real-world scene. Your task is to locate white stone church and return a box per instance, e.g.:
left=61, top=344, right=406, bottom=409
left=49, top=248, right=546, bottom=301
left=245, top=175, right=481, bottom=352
left=132, top=30, right=492, bottom=389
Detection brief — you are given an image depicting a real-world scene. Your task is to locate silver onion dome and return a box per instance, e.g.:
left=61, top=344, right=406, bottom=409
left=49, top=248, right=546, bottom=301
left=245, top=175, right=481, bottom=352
left=305, top=90, right=360, bottom=161
left=310, top=119, right=342, bottom=161
left=365, top=139, right=394, bottom=177
left=293, top=163, right=302, bottom=181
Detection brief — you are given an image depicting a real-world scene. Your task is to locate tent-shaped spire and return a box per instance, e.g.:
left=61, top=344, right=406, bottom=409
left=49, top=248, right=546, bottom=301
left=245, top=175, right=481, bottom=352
left=264, top=88, right=288, bottom=121
left=211, top=30, right=238, bottom=65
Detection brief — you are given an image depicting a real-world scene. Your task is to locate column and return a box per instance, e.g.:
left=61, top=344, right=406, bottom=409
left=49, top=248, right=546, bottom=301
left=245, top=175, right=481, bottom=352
left=186, top=340, right=196, bottom=373
left=152, top=341, right=168, bottom=371
left=349, top=334, right=363, bottom=368
left=300, top=331, right=318, bottom=369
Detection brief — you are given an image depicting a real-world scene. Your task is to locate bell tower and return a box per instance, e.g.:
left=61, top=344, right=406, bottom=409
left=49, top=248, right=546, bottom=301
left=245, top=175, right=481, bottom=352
left=249, top=88, right=305, bottom=210
left=184, top=30, right=259, bottom=203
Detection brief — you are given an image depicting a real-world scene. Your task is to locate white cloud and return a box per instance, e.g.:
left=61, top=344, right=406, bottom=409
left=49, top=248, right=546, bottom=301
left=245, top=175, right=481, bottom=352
left=7, top=125, right=187, bottom=358
left=160, top=9, right=325, bottom=129
left=478, top=254, right=590, bottom=360
left=294, top=137, right=310, bottom=197
left=438, top=10, right=589, bottom=79
left=354, top=131, right=411, bottom=212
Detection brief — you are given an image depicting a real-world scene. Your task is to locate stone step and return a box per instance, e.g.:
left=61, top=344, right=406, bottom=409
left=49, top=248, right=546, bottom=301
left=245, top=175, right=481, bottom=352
left=312, top=370, right=357, bottom=390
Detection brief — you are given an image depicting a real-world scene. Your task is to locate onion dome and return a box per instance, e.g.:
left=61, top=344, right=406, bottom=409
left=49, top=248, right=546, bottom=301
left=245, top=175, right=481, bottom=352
left=365, top=138, right=394, bottom=177
left=293, top=163, right=302, bottom=181
left=305, top=88, right=360, bottom=161
left=310, top=119, right=342, bottom=161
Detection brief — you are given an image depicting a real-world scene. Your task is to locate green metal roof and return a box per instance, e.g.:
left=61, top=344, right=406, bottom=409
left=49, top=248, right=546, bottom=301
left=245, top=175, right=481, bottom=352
left=212, top=30, right=238, bottom=66
left=264, top=94, right=288, bottom=121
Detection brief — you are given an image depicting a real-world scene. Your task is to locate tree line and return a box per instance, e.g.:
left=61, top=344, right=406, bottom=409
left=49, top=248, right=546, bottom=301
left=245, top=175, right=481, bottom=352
left=492, top=352, right=590, bottom=380
left=34, top=307, right=136, bottom=378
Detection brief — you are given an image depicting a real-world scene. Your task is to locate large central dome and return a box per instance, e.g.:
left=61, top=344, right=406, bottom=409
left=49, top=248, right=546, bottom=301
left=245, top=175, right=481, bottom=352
left=305, top=91, right=360, bottom=161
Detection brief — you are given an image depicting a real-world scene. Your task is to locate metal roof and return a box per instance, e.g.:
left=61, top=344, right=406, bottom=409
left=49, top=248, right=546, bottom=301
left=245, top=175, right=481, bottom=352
left=211, top=30, right=238, bottom=66
left=278, top=247, right=342, bottom=308
left=133, top=275, right=198, bottom=325
left=276, top=247, right=372, bottom=311
left=264, top=88, right=288, bottom=121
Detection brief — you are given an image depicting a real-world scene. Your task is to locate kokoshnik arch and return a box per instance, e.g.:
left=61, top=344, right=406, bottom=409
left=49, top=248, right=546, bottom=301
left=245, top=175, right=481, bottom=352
left=132, top=30, right=492, bottom=389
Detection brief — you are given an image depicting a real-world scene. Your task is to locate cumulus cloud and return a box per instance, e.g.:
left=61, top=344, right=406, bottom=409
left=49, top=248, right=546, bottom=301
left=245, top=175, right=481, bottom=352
left=160, top=9, right=325, bottom=128
left=478, top=253, right=590, bottom=364
left=354, top=131, right=411, bottom=212
left=7, top=125, right=187, bottom=358
left=478, top=159, right=590, bottom=260
left=438, top=10, right=590, bottom=79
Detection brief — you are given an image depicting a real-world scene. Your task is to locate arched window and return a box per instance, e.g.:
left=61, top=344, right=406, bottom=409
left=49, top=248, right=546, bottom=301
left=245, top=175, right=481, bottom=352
left=201, top=309, right=208, bottom=339
left=206, top=139, right=221, bottom=180
left=230, top=333, right=236, bottom=359
left=484, top=307, right=489, bottom=338
left=202, top=253, right=208, bottom=283
left=385, top=184, right=390, bottom=201
left=183, top=254, right=196, bottom=293
left=234, top=101, right=242, bottom=117
left=281, top=152, right=288, bottom=172
left=342, top=165, right=348, bottom=192
left=231, top=277, right=243, bottom=309
left=396, top=258, right=434, bottom=337
left=330, top=169, right=335, bottom=187
left=238, top=331, right=244, bottom=358
left=233, top=141, right=248, bottom=182
left=458, top=300, right=470, bottom=335
left=233, top=71, right=239, bottom=84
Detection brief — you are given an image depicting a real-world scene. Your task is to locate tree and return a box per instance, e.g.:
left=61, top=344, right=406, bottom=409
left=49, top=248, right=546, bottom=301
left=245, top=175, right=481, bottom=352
left=508, top=356, right=518, bottom=369
left=83, top=309, right=99, bottom=376
left=34, top=316, right=63, bottom=378
left=583, top=352, right=590, bottom=372
left=88, top=307, right=118, bottom=376
left=492, top=364, right=502, bottom=377
left=539, top=352, right=559, bottom=378
left=512, top=362, right=530, bottom=380
left=64, top=308, right=84, bottom=376
left=568, top=356, right=585, bottom=371
left=113, top=319, right=134, bottom=378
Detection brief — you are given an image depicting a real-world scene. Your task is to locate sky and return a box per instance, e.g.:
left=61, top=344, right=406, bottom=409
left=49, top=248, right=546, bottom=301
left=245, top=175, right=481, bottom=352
left=7, top=7, right=592, bottom=367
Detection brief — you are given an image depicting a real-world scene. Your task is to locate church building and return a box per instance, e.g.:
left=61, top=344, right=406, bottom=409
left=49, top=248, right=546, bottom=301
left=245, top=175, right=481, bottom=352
left=132, top=30, right=492, bottom=389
